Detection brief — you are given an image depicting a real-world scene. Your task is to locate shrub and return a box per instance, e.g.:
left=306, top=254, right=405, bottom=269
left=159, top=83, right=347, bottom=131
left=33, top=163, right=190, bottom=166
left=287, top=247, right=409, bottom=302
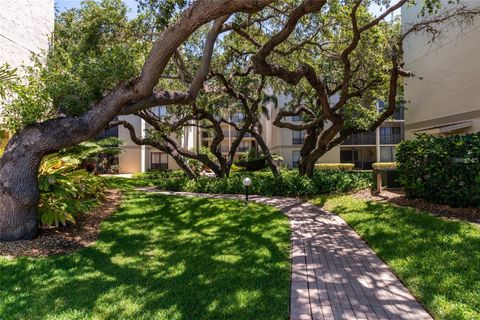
left=396, top=133, right=480, bottom=207
left=234, top=158, right=267, bottom=171
left=315, top=163, right=354, bottom=171
left=134, top=169, right=186, bottom=180
left=138, top=169, right=372, bottom=197
left=38, top=154, right=105, bottom=227
left=372, top=162, right=397, bottom=170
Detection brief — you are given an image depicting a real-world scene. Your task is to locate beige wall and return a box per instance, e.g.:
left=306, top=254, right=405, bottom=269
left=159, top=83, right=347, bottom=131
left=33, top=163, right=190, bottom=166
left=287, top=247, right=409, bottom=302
left=117, top=114, right=195, bottom=173
left=0, top=0, right=54, bottom=140
left=118, top=115, right=143, bottom=174
left=265, top=94, right=340, bottom=167
left=402, top=1, right=480, bottom=137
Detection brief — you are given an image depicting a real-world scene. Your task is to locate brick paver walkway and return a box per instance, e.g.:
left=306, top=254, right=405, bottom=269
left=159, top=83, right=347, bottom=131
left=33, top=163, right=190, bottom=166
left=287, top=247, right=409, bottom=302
left=145, top=190, right=432, bottom=320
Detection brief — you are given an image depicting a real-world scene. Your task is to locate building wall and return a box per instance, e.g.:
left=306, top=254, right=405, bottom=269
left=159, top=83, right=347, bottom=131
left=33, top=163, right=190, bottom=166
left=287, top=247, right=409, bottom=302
left=117, top=114, right=193, bottom=173
left=264, top=94, right=342, bottom=168
left=0, top=0, right=54, bottom=145
left=0, top=0, right=54, bottom=66
left=118, top=96, right=403, bottom=173
left=402, top=1, right=480, bottom=137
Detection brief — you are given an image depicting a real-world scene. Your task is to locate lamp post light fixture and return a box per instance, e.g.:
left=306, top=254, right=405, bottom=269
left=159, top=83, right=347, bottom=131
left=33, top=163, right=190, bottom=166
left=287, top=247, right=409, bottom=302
left=242, top=177, right=252, bottom=204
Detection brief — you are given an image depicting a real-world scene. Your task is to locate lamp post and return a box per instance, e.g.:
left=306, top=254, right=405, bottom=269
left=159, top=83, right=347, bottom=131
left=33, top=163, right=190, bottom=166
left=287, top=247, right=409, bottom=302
left=242, top=177, right=252, bottom=204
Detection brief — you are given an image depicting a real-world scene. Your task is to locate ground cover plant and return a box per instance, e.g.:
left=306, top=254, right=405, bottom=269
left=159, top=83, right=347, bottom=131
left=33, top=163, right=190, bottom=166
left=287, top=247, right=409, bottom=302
left=311, top=195, right=480, bottom=320
left=0, top=179, right=291, bottom=319
left=135, top=169, right=372, bottom=197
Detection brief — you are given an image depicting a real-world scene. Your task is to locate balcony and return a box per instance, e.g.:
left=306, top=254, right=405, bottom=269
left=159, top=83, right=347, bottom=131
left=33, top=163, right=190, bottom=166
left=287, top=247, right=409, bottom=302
left=221, top=131, right=252, bottom=138
left=380, top=133, right=403, bottom=145
left=380, top=125, right=404, bottom=145
left=391, top=108, right=404, bottom=121
left=151, top=163, right=168, bottom=170
left=220, top=145, right=250, bottom=153
left=342, top=132, right=376, bottom=145
left=292, top=138, right=305, bottom=145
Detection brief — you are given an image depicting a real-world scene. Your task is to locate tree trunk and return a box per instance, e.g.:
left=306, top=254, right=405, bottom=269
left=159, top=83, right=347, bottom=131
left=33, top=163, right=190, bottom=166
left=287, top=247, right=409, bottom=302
left=169, top=151, right=197, bottom=179
left=252, top=131, right=280, bottom=177
left=0, top=0, right=277, bottom=241
left=0, top=149, right=42, bottom=241
left=298, top=157, right=316, bottom=178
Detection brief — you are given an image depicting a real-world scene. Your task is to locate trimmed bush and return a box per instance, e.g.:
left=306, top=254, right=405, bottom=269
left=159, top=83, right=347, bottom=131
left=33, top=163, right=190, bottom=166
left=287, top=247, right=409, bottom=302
left=315, top=163, right=355, bottom=171
left=138, top=169, right=372, bottom=197
left=396, top=133, right=480, bottom=207
left=315, top=163, right=354, bottom=171
left=372, top=162, right=397, bottom=170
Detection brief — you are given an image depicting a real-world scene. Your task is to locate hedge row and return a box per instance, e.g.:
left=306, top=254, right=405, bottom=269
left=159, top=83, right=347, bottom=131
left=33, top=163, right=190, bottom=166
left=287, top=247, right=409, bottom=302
left=397, top=133, right=480, bottom=207
left=314, top=163, right=354, bottom=171
left=135, top=169, right=372, bottom=197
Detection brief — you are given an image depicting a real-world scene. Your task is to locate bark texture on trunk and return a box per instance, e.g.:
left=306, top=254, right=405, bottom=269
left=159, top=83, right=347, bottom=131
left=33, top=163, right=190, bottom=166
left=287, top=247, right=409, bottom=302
left=0, top=134, right=43, bottom=241
left=298, top=158, right=316, bottom=178
left=251, top=130, right=280, bottom=177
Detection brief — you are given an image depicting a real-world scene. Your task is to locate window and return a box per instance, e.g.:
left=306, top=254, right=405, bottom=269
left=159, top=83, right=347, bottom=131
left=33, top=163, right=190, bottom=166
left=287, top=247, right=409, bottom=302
left=380, top=124, right=403, bottom=144
left=237, top=141, right=250, bottom=152
left=292, top=151, right=300, bottom=168
left=151, top=152, right=168, bottom=170
left=292, top=130, right=306, bottom=145
left=291, top=115, right=302, bottom=122
left=153, top=106, right=168, bottom=118
left=378, top=100, right=404, bottom=121
left=380, top=146, right=396, bottom=162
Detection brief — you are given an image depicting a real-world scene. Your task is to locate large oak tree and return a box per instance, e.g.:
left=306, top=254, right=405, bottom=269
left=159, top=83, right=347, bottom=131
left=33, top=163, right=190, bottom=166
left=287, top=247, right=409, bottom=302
left=0, top=0, right=276, bottom=241
left=0, top=0, right=478, bottom=241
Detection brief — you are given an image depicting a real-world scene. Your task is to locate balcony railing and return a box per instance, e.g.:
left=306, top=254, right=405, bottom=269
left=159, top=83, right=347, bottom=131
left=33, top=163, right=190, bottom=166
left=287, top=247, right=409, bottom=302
left=342, top=132, right=376, bottom=145
left=151, top=163, right=168, bottom=170
left=391, top=108, right=404, bottom=121
left=380, top=133, right=403, bottom=145
left=220, top=145, right=250, bottom=153
left=221, top=131, right=252, bottom=138
left=292, top=138, right=305, bottom=145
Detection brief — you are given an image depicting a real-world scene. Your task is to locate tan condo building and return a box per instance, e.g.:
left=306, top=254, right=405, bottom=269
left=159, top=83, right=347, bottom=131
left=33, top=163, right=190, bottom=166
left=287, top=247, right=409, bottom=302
left=115, top=98, right=404, bottom=173
left=402, top=0, right=480, bottom=138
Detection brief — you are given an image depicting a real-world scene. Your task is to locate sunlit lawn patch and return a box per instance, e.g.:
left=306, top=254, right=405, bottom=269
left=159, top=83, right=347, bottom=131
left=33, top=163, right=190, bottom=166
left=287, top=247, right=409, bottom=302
left=311, top=195, right=480, bottom=320
left=0, top=180, right=290, bottom=320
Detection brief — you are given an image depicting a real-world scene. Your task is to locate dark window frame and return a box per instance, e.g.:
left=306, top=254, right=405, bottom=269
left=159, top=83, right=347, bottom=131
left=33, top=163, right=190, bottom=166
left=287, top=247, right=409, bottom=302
left=151, top=152, right=169, bottom=170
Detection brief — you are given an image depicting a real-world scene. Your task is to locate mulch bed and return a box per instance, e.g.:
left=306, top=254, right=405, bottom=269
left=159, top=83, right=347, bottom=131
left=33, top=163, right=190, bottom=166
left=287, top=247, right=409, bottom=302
left=353, top=188, right=480, bottom=226
left=0, top=189, right=122, bottom=259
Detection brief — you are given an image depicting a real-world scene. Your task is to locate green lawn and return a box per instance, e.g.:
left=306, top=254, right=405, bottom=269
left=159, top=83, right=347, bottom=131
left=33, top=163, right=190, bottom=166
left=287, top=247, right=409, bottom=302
left=0, top=180, right=291, bottom=320
left=311, top=195, right=480, bottom=320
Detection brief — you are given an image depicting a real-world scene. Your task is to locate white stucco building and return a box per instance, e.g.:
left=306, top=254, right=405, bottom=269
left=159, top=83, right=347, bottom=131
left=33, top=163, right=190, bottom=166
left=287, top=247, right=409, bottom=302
left=0, top=0, right=55, bottom=148
left=0, top=0, right=54, bottom=66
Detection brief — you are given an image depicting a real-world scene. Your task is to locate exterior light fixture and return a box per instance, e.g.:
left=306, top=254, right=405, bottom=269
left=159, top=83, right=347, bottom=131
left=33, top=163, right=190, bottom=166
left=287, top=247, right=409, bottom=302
left=242, top=177, right=252, bottom=204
